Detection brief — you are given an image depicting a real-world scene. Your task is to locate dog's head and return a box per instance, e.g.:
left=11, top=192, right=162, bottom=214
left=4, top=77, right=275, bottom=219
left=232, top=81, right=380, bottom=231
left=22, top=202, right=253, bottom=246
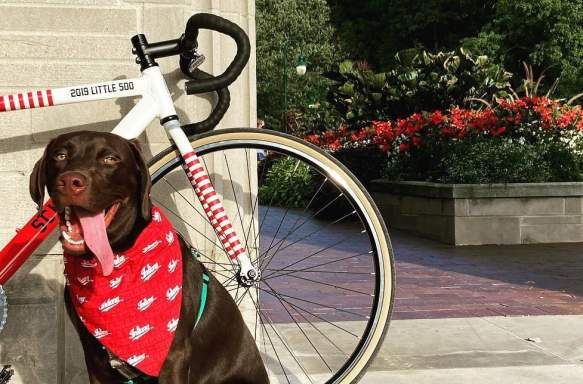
left=30, top=131, right=151, bottom=275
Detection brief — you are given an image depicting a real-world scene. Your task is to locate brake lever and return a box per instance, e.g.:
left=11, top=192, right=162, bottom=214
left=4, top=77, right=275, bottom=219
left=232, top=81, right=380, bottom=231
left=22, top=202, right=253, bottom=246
left=188, top=53, right=206, bottom=74
left=181, top=48, right=206, bottom=76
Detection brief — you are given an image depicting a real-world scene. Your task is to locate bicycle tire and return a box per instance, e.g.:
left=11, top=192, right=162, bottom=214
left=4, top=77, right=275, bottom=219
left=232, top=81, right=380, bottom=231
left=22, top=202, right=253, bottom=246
left=147, top=128, right=395, bottom=384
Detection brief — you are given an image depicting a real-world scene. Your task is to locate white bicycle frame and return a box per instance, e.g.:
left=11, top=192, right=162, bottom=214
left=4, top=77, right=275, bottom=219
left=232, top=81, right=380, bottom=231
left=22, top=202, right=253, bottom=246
left=0, top=65, right=257, bottom=281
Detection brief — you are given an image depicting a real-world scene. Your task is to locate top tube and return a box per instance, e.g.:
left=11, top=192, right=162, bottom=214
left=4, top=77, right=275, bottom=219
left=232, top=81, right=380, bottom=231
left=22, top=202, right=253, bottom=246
left=0, top=78, right=145, bottom=114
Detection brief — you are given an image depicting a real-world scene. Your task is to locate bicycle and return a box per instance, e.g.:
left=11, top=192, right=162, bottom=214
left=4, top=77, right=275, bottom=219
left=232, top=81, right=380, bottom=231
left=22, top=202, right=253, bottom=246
left=0, top=13, right=395, bottom=384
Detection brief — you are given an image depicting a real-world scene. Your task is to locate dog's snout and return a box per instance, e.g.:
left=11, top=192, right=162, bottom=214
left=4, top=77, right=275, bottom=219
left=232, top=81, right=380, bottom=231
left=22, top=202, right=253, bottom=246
left=57, top=172, right=87, bottom=196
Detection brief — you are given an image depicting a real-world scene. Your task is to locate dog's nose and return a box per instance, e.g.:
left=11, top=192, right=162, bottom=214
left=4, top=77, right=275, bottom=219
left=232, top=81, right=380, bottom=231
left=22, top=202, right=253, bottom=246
left=57, top=172, right=87, bottom=196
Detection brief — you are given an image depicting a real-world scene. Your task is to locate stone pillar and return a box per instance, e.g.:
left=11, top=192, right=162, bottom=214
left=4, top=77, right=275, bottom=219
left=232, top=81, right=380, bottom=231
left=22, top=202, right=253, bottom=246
left=0, top=1, right=256, bottom=383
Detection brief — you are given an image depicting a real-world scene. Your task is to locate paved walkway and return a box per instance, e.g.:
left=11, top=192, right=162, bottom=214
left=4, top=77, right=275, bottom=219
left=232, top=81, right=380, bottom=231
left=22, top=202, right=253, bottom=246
left=256, top=208, right=583, bottom=382
left=392, top=230, right=583, bottom=319
left=362, top=231, right=583, bottom=383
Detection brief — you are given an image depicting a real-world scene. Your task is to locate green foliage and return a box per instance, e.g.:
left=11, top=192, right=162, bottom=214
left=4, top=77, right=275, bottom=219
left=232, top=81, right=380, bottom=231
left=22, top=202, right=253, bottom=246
left=256, top=0, right=344, bottom=132
left=326, top=49, right=512, bottom=125
left=333, top=147, right=387, bottom=186
left=463, top=0, right=583, bottom=98
left=327, top=0, right=582, bottom=99
left=387, top=139, right=583, bottom=184
left=258, top=157, right=318, bottom=208
left=327, top=0, right=496, bottom=70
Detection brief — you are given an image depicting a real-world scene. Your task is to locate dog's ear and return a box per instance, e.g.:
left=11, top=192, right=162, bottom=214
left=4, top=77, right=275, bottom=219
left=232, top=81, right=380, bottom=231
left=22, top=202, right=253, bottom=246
left=30, top=143, right=51, bottom=210
left=129, top=139, right=152, bottom=221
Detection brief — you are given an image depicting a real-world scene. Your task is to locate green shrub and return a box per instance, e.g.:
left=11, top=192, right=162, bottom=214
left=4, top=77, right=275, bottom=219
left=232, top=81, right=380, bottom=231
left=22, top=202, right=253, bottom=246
left=325, top=49, right=512, bottom=125
left=387, top=139, right=583, bottom=184
left=258, top=157, right=319, bottom=208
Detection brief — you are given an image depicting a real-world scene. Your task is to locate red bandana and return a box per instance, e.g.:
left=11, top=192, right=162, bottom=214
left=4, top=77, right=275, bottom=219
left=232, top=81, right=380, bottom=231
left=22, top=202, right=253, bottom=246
left=64, top=206, right=183, bottom=377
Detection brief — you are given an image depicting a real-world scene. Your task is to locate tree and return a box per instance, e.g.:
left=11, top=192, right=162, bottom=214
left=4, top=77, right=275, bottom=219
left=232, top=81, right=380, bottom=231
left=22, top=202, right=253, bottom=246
left=256, top=0, right=344, bottom=132
left=327, top=0, right=496, bottom=70
left=463, top=0, right=583, bottom=98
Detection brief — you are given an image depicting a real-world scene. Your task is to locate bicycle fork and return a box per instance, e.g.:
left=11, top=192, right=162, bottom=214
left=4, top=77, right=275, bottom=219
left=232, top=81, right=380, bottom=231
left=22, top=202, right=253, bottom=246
left=164, top=119, right=260, bottom=286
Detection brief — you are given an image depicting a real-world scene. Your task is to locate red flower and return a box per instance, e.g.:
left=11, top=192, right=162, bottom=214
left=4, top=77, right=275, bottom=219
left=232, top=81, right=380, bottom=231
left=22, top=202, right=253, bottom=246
left=399, top=143, right=410, bottom=152
left=412, top=136, right=422, bottom=148
left=490, top=126, right=506, bottom=137
left=429, top=111, right=445, bottom=125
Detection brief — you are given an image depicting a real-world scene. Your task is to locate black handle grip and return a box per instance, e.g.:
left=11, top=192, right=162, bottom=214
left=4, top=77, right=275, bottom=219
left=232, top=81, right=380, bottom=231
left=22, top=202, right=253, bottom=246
left=181, top=69, right=231, bottom=138
left=181, top=13, right=250, bottom=94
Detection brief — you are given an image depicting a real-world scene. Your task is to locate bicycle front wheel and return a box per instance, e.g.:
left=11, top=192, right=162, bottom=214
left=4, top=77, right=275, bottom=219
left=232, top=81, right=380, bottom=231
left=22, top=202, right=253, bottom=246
left=147, top=128, right=394, bottom=384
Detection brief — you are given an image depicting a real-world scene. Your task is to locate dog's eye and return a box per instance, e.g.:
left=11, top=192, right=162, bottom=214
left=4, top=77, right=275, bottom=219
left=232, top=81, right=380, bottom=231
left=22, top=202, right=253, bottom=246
left=54, top=153, right=67, bottom=161
left=103, top=155, right=120, bottom=165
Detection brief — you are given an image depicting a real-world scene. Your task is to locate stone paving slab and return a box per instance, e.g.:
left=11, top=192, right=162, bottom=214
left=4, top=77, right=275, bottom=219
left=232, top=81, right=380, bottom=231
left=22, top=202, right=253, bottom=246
left=360, top=365, right=583, bottom=384
left=360, top=315, right=583, bottom=383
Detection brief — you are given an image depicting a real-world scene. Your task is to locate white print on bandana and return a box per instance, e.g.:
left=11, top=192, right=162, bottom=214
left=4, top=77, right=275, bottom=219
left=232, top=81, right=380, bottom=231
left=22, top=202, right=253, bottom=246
left=142, top=240, right=161, bottom=254
left=166, top=231, right=174, bottom=245
left=76, top=295, right=87, bottom=305
left=137, top=296, right=156, bottom=312
left=99, top=296, right=122, bottom=312
left=77, top=276, right=92, bottom=286
left=129, top=324, right=153, bottom=341
left=93, top=328, right=109, bottom=339
left=81, top=259, right=97, bottom=268
left=166, top=285, right=181, bottom=301
left=109, top=276, right=123, bottom=289
left=127, top=353, right=147, bottom=366
left=167, top=318, right=178, bottom=332
left=113, top=254, right=127, bottom=269
left=141, top=263, right=160, bottom=281
left=168, top=259, right=178, bottom=273
left=152, top=211, right=162, bottom=222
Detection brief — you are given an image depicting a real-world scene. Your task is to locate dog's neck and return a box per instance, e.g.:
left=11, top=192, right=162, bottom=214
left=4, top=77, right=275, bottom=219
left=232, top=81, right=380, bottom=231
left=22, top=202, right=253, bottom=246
left=108, top=200, right=151, bottom=253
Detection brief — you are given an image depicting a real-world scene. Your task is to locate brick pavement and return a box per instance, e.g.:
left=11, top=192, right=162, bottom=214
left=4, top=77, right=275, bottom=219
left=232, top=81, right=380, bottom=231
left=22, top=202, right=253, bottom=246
left=256, top=207, right=583, bottom=322
left=393, top=231, right=583, bottom=319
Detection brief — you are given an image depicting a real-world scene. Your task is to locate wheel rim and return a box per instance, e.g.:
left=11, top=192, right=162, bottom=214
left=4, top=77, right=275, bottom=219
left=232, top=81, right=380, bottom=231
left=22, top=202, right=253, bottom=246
left=149, top=135, right=390, bottom=384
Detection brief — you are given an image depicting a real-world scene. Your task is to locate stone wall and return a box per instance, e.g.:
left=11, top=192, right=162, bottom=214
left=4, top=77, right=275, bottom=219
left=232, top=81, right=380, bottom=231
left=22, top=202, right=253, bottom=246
left=0, top=1, right=256, bottom=383
left=372, top=181, right=583, bottom=245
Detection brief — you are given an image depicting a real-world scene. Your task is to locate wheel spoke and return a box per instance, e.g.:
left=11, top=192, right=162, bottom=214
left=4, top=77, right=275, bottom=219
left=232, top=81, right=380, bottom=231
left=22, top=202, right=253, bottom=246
left=263, top=280, right=333, bottom=373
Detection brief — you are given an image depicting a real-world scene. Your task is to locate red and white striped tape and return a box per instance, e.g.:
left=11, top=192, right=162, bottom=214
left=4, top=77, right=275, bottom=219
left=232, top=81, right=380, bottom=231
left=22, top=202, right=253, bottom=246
left=182, top=152, right=246, bottom=260
left=0, top=90, right=53, bottom=112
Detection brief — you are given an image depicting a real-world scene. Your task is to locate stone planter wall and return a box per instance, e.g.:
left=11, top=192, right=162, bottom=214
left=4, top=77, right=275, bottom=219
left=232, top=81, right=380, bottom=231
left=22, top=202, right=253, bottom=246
left=371, top=180, right=583, bottom=245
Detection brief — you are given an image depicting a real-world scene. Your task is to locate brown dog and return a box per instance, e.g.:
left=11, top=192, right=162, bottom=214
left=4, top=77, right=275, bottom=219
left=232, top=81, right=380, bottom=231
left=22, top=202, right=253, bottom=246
left=30, top=131, right=269, bottom=384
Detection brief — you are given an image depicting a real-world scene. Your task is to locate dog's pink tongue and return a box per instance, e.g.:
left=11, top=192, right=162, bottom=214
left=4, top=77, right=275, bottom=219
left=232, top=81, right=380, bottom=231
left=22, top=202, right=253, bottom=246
left=76, top=209, right=114, bottom=276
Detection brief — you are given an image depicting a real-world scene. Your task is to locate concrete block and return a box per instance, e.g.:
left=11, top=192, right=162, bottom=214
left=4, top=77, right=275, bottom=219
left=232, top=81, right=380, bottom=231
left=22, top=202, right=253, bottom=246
left=126, top=0, right=188, bottom=4
left=0, top=174, right=38, bottom=228
left=0, top=36, right=133, bottom=61
left=371, top=193, right=400, bottom=209
left=468, top=197, right=564, bottom=217
left=565, top=197, right=583, bottom=214
left=64, top=306, right=88, bottom=384
left=0, top=63, right=137, bottom=88
left=400, top=196, right=443, bottom=215
left=0, top=303, right=58, bottom=384
left=442, top=199, right=468, bottom=216
left=455, top=217, right=521, bottom=245
left=521, top=224, right=583, bottom=244
left=521, top=215, right=583, bottom=225
left=4, top=255, right=61, bottom=304
left=143, top=5, right=185, bottom=41
left=0, top=6, right=137, bottom=35
left=31, top=99, right=127, bottom=141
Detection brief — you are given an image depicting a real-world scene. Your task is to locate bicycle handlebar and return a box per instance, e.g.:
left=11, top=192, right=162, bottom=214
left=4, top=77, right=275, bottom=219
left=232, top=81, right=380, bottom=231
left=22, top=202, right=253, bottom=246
left=180, top=13, right=251, bottom=95
left=132, top=13, right=250, bottom=137
left=180, top=69, right=231, bottom=136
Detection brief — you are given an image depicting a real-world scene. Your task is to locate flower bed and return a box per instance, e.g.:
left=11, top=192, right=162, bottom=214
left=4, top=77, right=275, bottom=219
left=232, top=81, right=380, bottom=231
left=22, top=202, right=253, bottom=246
left=304, top=97, right=583, bottom=245
left=305, top=97, right=583, bottom=184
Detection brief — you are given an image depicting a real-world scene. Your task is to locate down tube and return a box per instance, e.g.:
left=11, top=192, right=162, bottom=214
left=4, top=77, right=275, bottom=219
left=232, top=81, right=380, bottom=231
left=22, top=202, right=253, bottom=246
left=0, top=201, right=58, bottom=284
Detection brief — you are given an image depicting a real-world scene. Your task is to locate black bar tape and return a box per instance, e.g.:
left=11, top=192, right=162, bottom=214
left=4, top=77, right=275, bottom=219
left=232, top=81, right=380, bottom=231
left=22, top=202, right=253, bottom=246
left=181, top=13, right=250, bottom=93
